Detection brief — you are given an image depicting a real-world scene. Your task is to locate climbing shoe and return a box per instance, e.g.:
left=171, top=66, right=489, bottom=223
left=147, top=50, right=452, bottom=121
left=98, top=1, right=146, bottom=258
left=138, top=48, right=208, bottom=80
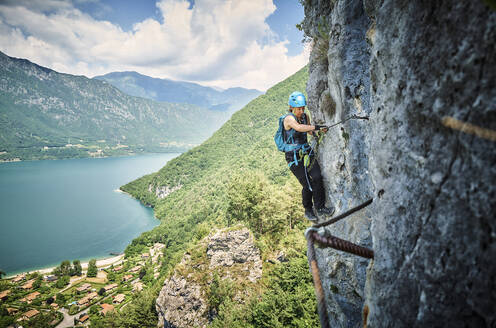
left=316, top=206, right=335, bottom=217
left=305, top=208, right=318, bottom=222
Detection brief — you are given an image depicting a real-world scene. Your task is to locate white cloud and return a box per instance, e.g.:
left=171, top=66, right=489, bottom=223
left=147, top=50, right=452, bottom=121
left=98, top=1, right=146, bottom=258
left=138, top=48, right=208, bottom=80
left=0, top=0, right=308, bottom=90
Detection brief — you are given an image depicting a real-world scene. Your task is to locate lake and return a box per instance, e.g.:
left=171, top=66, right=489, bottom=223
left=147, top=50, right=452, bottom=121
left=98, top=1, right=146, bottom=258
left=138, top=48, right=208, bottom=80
left=0, top=153, right=179, bottom=276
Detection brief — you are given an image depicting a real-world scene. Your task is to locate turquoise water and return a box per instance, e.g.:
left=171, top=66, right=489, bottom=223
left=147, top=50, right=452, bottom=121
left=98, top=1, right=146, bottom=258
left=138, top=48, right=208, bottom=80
left=0, top=153, right=179, bottom=276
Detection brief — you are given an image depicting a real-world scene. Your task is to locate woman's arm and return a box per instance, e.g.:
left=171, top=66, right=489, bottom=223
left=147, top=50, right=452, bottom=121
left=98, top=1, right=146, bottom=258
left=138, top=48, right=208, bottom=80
left=284, top=115, right=316, bottom=132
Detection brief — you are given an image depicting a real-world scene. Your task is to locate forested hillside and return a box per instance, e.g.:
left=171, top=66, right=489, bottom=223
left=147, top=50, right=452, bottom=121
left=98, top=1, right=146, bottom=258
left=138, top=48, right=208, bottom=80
left=106, top=66, right=321, bottom=327
left=0, top=52, right=226, bottom=161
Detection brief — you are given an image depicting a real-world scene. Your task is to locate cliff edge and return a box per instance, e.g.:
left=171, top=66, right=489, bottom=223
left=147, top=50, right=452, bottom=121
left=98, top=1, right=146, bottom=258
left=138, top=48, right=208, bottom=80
left=301, top=0, right=496, bottom=327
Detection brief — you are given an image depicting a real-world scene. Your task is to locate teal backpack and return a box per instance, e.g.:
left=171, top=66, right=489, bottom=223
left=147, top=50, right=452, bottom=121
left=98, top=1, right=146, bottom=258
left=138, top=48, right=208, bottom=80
left=274, top=113, right=312, bottom=170
left=274, top=113, right=299, bottom=152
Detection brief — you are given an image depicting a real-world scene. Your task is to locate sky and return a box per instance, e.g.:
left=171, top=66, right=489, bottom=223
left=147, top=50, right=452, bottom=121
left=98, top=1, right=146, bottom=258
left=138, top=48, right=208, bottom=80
left=0, top=0, right=309, bottom=91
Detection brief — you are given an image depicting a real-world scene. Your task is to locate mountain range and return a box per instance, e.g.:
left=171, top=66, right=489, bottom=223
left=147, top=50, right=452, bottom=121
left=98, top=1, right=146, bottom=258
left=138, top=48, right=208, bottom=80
left=0, top=52, right=260, bottom=161
left=93, top=71, right=262, bottom=112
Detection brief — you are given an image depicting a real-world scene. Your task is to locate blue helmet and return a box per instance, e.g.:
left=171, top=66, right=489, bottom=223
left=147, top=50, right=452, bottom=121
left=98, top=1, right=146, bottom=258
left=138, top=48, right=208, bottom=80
left=288, top=91, right=307, bottom=107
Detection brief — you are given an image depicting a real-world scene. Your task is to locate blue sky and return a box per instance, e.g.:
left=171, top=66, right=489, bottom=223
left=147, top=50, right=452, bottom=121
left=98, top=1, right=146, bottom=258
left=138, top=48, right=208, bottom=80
left=0, top=0, right=308, bottom=90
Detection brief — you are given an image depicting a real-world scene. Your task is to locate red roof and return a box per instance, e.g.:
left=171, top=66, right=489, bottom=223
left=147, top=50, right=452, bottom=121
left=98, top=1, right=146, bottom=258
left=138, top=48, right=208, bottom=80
left=101, top=303, right=115, bottom=315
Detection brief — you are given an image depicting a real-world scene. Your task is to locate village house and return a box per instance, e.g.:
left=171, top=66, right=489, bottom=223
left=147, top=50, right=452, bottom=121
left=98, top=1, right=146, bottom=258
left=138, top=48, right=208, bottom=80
left=128, top=265, right=142, bottom=273
left=100, top=303, right=115, bottom=315
left=50, top=302, right=59, bottom=310
left=113, top=293, right=125, bottom=304
left=154, top=242, right=166, bottom=251
left=20, top=279, right=36, bottom=290
left=104, top=283, right=118, bottom=292
left=76, top=283, right=92, bottom=292
left=141, top=252, right=150, bottom=260
left=19, top=309, right=40, bottom=321
left=44, top=275, right=57, bottom=282
left=113, top=265, right=123, bottom=272
left=150, top=243, right=165, bottom=257
left=122, top=274, right=133, bottom=282
left=12, top=273, right=26, bottom=283
left=77, top=291, right=98, bottom=306
left=7, top=308, right=18, bottom=315
left=20, top=291, right=40, bottom=303
left=78, top=314, right=89, bottom=323
left=0, top=289, right=10, bottom=301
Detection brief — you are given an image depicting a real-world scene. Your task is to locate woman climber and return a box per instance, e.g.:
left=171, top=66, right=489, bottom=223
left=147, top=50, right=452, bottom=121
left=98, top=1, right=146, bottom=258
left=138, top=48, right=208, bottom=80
left=282, top=91, right=335, bottom=221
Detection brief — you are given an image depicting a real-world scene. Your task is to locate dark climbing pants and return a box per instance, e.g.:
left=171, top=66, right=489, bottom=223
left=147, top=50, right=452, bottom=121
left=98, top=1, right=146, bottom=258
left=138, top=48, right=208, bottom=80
left=285, top=152, right=326, bottom=211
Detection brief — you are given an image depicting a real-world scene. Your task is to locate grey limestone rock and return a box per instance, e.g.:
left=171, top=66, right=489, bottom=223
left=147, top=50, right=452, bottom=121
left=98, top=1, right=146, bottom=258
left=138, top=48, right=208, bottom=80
left=303, top=0, right=374, bottom=327
left=156, top=228, right=262, bottom=327
left=148, top=184, right=182, bottom=199
left=302, top=0, right=496, bottom=327
left=207, top=228, right=262, bottom=282
left=156, top=274, right=207, bottom=328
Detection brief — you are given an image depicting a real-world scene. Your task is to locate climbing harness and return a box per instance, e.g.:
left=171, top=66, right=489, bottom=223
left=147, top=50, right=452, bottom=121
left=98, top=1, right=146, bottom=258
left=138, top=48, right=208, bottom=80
left=275, top=112, right=315, bottom=190
left=305, top=198, right=374, bottom=328
left=277, top=113, right=369, bottom=193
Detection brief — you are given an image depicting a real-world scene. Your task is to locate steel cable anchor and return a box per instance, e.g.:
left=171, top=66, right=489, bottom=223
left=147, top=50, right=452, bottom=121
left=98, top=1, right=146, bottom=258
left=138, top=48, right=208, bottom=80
left=305, top=198, right=374, bottom=328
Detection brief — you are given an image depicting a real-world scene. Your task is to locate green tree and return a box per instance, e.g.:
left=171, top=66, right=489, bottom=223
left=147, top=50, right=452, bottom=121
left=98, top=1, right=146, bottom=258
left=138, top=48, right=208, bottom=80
left=0, top=304, right=14, bottom=327
left=28, top=272, right=40, bottom=280
left=52, top=266, right=61, bottom=277
left=32, top=275, right=43, bottom=289
left=98, top=287, right=106, bottom=296
left=60, top=260, right=71, bottom=276
left=107, top=270, right=116, bottom=282
left=87, top=259, right=98, bottom=277
left=56, top=292, right=66, bottom=305
left=69, top=304, right=79, bottom=315
left=40, top=285, right=50, bottom=294
left=139, top=268, right=147, bottom=280
left=101, top=289, right=158, bottom=327
left=248, top=257, right=318, bottom=328
left=32, top=298, right=42, bottom=306
left=55, top=275, right=70, bottom=289
left=226, top=171, right=300, bottom=237
left=208, top=272, right=234, bottom=315
left=72, top=260, right=83, bottom=276
left=26, top=311, right=58, bottom=328
left=89, top=304, right=100, bottom=315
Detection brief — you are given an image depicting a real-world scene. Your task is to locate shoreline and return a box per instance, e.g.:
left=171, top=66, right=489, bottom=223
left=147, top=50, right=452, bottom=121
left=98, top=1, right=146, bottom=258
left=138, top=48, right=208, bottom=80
left=0, top=151, right=183, bottom=164
left=5, top=254, right=125, bottom=279
left=1, top=152, right=175, bottom=279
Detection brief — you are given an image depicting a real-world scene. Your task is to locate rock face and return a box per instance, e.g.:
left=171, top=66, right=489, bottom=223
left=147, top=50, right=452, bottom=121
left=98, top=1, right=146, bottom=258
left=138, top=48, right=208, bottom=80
left=148, top=184, right=182, bottom=199
left=207, top=229, right=263, bottom=282
left=156, top=274, right=207, bottom=328
left=302, top=1, right=374, bottom=326
left=156, top=228, right=262, bottom=328
left=302, top=0, right=495, bottom=327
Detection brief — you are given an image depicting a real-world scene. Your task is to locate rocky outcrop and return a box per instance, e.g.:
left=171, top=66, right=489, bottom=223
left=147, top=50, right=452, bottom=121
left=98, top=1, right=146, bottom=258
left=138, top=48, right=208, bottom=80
left=156, top=274, right=207, bottom=328
left=148, top=184, right=182, bottom=199
left=302, top=0, right=495, bottom=327
left=207, top=229, right=262, bottom=282
left=156, top=228, right=262, bottom=328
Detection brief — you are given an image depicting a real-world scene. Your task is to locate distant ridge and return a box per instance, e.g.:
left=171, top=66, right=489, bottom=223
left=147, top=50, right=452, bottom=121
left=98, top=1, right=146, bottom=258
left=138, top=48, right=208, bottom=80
left=0, top=51, right=228, bottom=161
left=94, top=71, right=262, bottom=112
